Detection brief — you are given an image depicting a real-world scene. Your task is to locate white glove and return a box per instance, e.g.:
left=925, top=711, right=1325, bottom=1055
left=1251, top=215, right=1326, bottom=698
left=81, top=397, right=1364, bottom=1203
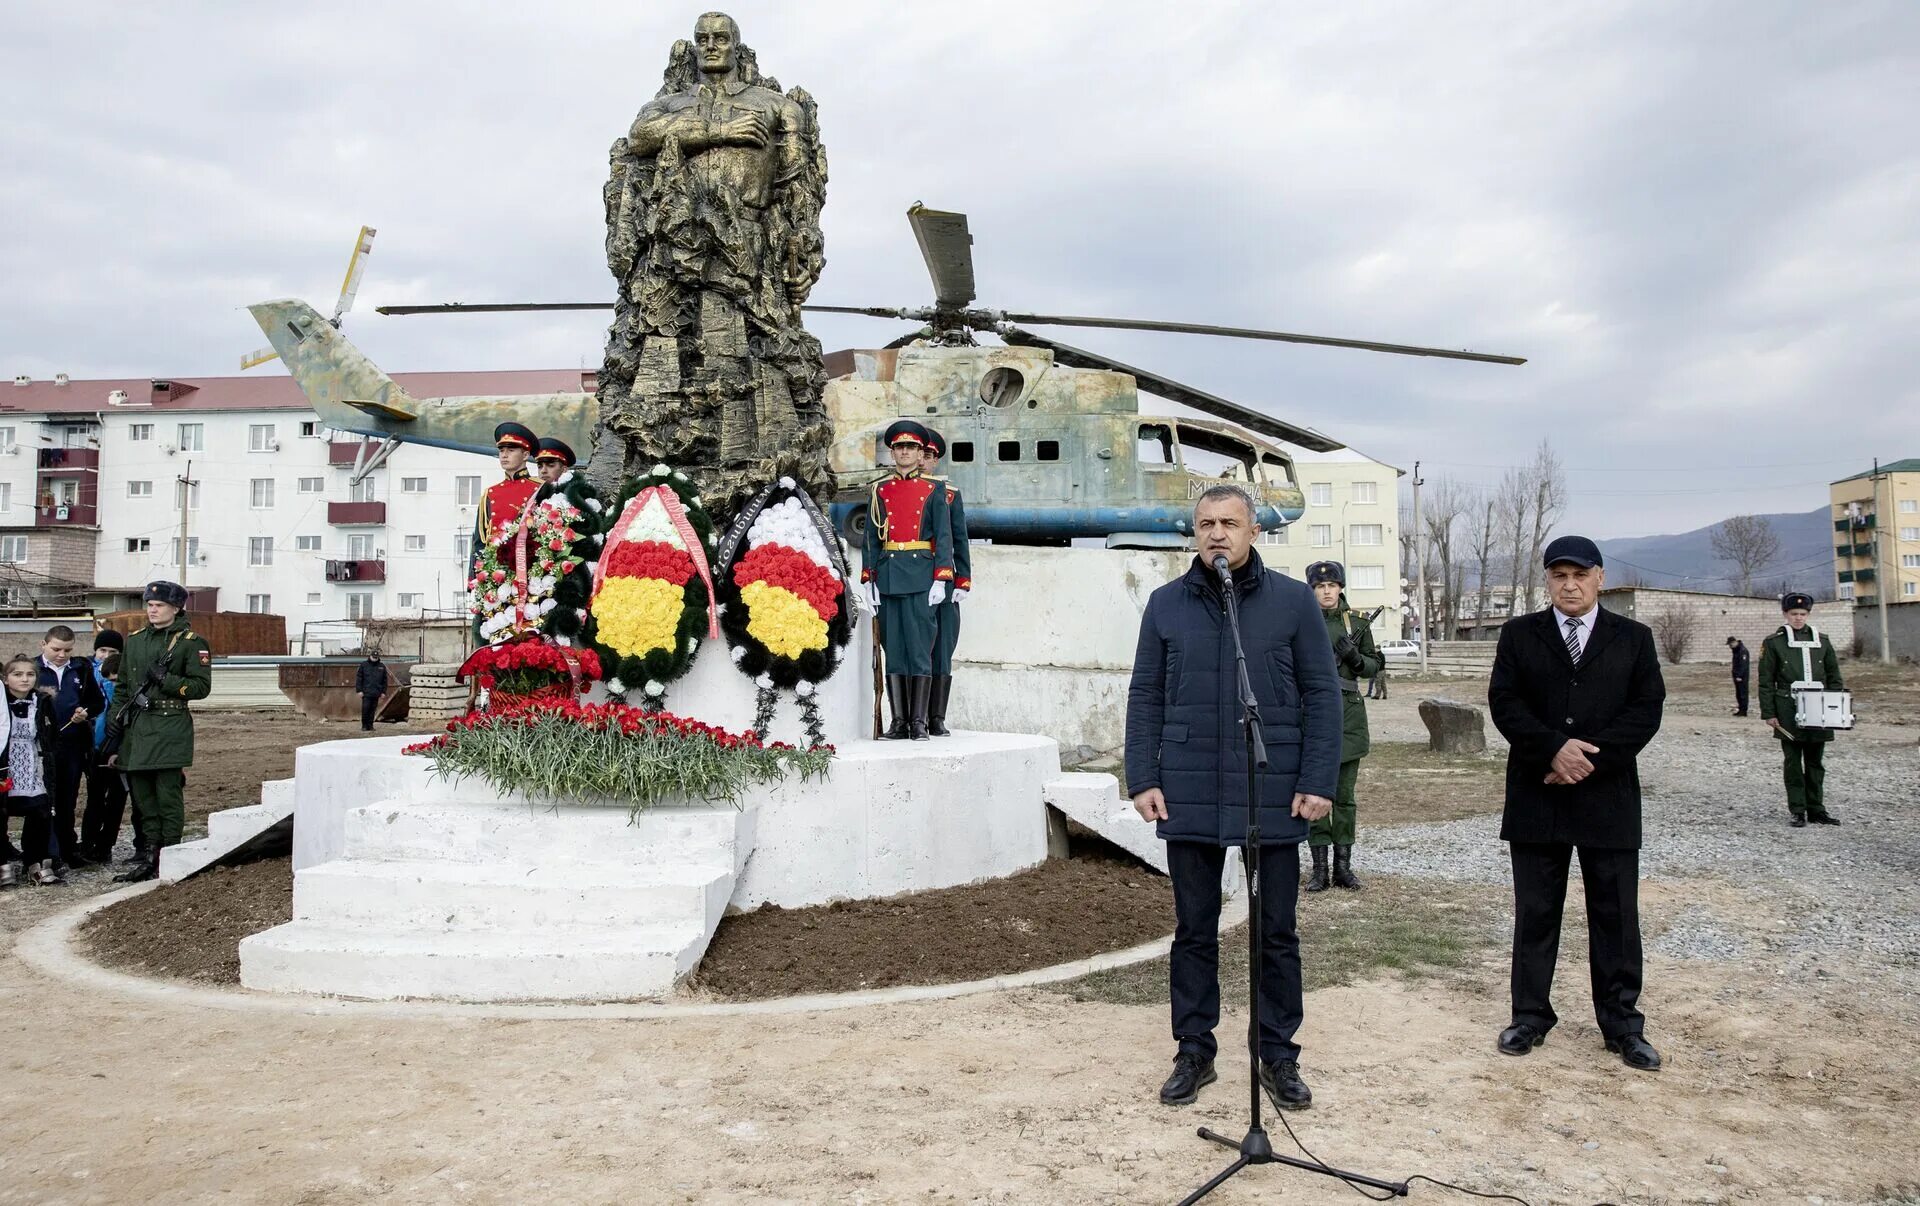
left=860, top=581, right=880, bottom=611
left=928, top=582, right=948, bottom=606
left=952, top=588, right=970, bottom=603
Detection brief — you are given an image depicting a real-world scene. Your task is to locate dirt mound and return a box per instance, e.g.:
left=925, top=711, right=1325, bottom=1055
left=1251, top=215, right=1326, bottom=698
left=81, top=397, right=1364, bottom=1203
left=78, top=857, right=292, bottom=983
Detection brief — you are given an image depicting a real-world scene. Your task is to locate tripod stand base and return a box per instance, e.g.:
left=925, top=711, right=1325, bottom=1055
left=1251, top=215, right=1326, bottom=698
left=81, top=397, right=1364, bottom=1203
left=1178, top=1126, right=1410, bottom=1203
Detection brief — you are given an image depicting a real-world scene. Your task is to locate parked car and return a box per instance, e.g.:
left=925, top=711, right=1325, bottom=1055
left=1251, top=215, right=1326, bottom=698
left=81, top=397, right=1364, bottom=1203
left=1378, top=639, right=1422, bottom=662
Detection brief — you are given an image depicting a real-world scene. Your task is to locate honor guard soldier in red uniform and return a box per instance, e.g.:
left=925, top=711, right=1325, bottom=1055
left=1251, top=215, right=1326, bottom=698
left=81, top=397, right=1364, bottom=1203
left=919, top=427, right=972, bottom=737
left=471, top=423, right=541, bottom=633
left=860, top=421, right=954, bottom=740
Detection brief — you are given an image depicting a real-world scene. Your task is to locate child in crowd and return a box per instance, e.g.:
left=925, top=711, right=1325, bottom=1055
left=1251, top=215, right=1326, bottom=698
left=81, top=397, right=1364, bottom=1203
left=2, top=654, right=62, bottom=886
left=81, top=651, right=130, bottom=864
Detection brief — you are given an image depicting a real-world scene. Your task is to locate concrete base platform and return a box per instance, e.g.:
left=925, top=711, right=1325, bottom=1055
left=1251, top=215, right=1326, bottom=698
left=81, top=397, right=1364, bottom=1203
left=243, top=729, right=1058, bottom=1002
left=161, top=779, right=296, bottom=882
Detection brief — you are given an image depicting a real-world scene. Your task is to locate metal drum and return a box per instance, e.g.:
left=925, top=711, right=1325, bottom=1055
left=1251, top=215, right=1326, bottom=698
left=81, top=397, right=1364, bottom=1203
left=1792, top=688, right=1854, bottom=730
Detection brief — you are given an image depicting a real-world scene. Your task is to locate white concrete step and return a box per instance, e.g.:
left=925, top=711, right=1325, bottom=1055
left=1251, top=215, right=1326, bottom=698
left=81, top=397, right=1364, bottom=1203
left=238, top=920, right=706, bottom=1002
left=342, top=800, right=754, bottom=874
left=160, top=778, right=298, bottom=883
left=292, top=858, right=734, bottom=934
left=1043, top=772, right=1167, bottom=874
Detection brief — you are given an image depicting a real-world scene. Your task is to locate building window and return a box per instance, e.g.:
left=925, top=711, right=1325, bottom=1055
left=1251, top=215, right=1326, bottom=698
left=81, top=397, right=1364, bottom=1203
left=1261, top=525, right=1290, bottom=545
left=174, top=481, right=201, bottom=510
left=128, top=480, right=153, bottom=498
left=1901, top=499, right=1918, bottom=514
left=296, top=535, right=322, bottom=552
left=1350, top=524, right=1384, bottom=547
left=1352, top=481, right=1378, bottom=505
left=170, top=537, right=200, bottom=566
left=397, top=592, right=422, bottom=608
left=129, top=423, right=152, bottom=441
left=1310, top=524, right=1332, bottom=547
left=349, top=476, right=378, bottom=503
left=298, top=477, right=323, bottom=494
left=1839, top=583, right=1855, bottom=601
left=0, top=483, right=10, bottom=511
left=455, top=476, right=482, bottom=506
left=125, top=537, right=151, bottom=553
left=1903, top=554, right=1920, bottom=569
left=250, top=479, right=275, bottom=509
left=299, top=421, right=320, bottom=438
left=1902, top=527, right=1920, bottom=542
left=305, top=592, right=323, bottom=605
left=349, top=534, right=377, bottom=559
left=1309, top=482, right=1332, bottom=507
left=1350, top=565, right=1386, bottom=590
left=1906, top=581, right=1918, bottom=598
left=452, top=531, right=468, bottom=561
left=404, top=534, right=427, bottom=552
left=401, top=477, right=427, bottom=494
left=0, top=535, right=28, bottom=563
left=248, top=423, right=276, bottom=452
left=176, top=422, right=204, bottom=451
left=248, top=537, right=274, bottom=566
left=247, top=594, right=272, bottom=613
left=0, top=426, right=14, bottom=450
left=346, top=592, right=374, bottom=620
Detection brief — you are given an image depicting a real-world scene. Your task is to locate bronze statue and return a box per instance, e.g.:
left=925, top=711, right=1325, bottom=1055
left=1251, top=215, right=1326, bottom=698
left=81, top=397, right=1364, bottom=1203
left=592, top=11, right=830, bottom=515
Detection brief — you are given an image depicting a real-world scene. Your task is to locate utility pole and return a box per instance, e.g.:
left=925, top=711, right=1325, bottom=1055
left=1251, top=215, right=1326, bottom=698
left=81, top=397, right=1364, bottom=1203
left=176, top=460, right=196, bottom=597
left=1413, top=460, right=1428, bottom=674
left=1874, top=457, right=1892, bottom=665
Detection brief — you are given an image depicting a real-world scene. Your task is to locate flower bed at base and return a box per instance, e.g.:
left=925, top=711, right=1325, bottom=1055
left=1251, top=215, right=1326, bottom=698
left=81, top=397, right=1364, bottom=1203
left=404, top=699, right=832, bottom=815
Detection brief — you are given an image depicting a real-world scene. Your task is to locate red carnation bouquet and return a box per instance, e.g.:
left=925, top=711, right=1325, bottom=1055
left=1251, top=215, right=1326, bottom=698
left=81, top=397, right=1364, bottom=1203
left=458, top=638, right=603, bottom=708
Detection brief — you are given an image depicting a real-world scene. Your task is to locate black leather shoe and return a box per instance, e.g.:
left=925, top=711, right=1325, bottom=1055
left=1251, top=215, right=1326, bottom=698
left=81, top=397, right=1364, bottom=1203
left=1259, top=1059, right=1312, bottom=1110
left=1159, top=1052, right=1216, bottom=1106
left=1789, top=816, right=1807, bottom=828
left=1809, top=812, right=1840, bottom=825
left=1498, top=1023, right=1546, bottom=1056
left=1605, top=1033, right=1662, bottom=1071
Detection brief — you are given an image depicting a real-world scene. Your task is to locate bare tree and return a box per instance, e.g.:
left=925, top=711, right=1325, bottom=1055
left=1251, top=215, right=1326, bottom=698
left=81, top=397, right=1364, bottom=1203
left=1463, top=496, right=1500, bottom=630
left=1423, top=477, right=1467, bottom=640
left=1644, top=600, right=1696, bottom=664
left=1497, top=468, right=1531, bottom=615
left=1709, top=514, right=1782, bottom=597
left=1521, top=440, right=1567, bottom=612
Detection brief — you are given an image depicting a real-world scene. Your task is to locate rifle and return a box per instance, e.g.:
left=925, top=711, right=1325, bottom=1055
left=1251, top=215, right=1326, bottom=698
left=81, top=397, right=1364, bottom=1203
left=98, top=658, right=170, bottom=763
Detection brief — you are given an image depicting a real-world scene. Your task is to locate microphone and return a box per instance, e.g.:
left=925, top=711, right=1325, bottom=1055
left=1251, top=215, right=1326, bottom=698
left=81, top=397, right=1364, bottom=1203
left=1211, top=553, right=1233, bottom=585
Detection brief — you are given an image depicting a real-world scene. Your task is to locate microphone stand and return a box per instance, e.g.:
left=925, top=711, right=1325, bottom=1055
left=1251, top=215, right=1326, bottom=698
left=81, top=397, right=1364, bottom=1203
left=1178, top=555, right=1407, bottom=1204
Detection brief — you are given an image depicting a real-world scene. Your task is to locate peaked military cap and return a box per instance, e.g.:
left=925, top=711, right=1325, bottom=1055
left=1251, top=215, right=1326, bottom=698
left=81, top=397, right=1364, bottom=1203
left=883, top=419, right=929, bottom=448
left=1781, top=591, right=1814, bottom=612
left=1305, top=560, right=1345, bottom=587
left=920, top=426, right=947, bottom=458
left=143, top=580, right=189, bottom=608
left=493, top=421, right=538, bottom=451
left=534, top=437, right=576, bottom=466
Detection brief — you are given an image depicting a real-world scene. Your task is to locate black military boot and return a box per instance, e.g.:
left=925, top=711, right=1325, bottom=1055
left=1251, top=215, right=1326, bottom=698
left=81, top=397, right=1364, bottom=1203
left=1305, top=845, right=1331, bottom=892
left=908, top=676, right=933, bottom=741
left=1333, top=845, right=1362, bottom=890
left=114, top=848, right=160, bottom=884
left=926, top=676, right=952, bottom=737
left=882, top=675, right=911, bottom=739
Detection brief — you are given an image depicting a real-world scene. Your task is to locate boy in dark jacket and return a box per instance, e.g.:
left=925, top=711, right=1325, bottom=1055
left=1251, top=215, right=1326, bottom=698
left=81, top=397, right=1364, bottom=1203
left=1125, top=486, right=1342, bottom=1112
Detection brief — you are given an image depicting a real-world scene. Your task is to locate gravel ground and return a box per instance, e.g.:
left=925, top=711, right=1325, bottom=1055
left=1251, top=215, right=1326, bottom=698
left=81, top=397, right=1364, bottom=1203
left=1360, top=675, right=1920, bottom=1014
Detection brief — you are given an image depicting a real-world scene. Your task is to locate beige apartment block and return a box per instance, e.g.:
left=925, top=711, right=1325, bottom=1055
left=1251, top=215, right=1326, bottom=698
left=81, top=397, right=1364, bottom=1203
left=1830, top=459, right=1920, bottom=609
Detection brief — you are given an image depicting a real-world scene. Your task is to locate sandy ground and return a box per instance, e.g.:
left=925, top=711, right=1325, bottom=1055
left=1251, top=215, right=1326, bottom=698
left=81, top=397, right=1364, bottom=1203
left=2, top=669, right=1918, bottom=1205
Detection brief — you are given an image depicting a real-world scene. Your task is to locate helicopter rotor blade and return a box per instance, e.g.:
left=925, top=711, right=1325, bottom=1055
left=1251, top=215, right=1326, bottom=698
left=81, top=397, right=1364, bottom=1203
left=375, top=302, right=612, bottom=315
left=907, top=203, right=977, bottom=308
left=999, top=311, right=1526, bottom=365
left=997, top=325, right=1345, bottom=453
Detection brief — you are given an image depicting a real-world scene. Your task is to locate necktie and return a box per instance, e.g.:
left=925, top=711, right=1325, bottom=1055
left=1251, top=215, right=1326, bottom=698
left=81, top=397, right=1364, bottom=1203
left=1564, top=616, right=1582, bottom=661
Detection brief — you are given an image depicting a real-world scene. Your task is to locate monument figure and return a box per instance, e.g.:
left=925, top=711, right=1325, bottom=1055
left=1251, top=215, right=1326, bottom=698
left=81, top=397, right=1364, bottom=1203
left=592, top=11, right=830, bottom=515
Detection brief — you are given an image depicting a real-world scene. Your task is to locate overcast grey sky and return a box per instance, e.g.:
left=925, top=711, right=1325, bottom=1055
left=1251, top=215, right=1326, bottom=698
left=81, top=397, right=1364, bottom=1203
left=3, top=1, right=1915, bottom=538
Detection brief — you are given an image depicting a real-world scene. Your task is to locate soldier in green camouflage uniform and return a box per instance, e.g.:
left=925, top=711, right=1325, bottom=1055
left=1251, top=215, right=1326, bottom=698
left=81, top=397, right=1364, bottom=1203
left=107, top=580, right=212, bottom=882
left=1305, top=561, right=1383, bottom=891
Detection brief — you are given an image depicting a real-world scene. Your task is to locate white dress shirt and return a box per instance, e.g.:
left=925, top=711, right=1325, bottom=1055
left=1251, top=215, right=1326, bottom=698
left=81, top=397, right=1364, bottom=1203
left=1557, top=604, right=1601, bottom=660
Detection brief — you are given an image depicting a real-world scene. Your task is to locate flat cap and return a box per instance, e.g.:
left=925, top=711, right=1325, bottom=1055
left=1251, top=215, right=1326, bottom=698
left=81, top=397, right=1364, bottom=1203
left=1542, top=534, right=1602, bottom=569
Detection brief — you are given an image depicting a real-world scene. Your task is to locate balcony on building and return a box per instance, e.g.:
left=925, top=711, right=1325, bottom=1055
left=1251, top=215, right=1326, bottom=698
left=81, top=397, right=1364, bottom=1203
left=327, top=500, right=387, bottom=525
left=34, top=500, right=99, bottom=527
left=325, top=559, right=386, bottom=584
left=1833, top=514, right=1875, bottom=532
left=328, top=440, right=365, bottom=467
left=37, top=447, right=99, bottom=471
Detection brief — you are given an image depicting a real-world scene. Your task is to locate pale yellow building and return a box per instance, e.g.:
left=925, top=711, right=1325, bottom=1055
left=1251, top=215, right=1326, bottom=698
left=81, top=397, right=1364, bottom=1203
left=1260, top=446, right=1405, bottom=634
left=1830, top=459, right=1920, bottom=608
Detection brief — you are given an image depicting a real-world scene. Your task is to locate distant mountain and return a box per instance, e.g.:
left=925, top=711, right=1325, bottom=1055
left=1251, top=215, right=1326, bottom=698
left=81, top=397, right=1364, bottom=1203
left=1595, top=508, right=1834, bottom=597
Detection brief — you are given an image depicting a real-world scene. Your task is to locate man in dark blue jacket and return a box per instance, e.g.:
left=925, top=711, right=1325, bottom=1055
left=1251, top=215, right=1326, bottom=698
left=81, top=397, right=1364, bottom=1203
left=1125, top=485, right=1343, bottom=1111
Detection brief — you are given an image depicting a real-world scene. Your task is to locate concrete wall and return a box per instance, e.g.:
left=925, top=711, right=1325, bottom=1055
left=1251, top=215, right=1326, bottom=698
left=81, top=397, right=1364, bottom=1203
left=1600, top=587, right=1856, bottom=663
left=1854, top=600, right=1920, bottom=662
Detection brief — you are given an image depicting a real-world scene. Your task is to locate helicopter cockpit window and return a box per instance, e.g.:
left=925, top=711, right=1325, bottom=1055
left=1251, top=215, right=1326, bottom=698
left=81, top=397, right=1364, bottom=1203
left=980, top=367, right=1025, bottom=408
left=1177, top=427, right=1257, bottom=483
left=1138, top=423, right=1175, bottom=470
left=1037, top=440, right=1060, bottom=461
left=952, top=441, right=975, bottom=463
left=997, top=440, right=1022, bottom=461
left=1257, top=454, right=1296, bottom=487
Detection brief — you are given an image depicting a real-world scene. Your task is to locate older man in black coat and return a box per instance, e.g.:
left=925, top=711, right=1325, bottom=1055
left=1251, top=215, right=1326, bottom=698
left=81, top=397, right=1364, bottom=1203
left=1488, top=535, right=1666, bottom=1072
left=1127, top=485, right=1342, bottom=1110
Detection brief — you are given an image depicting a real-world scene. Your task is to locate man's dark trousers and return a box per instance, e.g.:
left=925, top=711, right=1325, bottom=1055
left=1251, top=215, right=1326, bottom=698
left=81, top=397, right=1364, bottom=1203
left=80, top=765, right=130, bottom=859
left=1733, top=675, right=1749, bottom=716
left=1168, top=839, right=1304, bottom=1064
left=361, top=694, right=379, bottom=731
left=1509, top=841, right=1644, bottom=1041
